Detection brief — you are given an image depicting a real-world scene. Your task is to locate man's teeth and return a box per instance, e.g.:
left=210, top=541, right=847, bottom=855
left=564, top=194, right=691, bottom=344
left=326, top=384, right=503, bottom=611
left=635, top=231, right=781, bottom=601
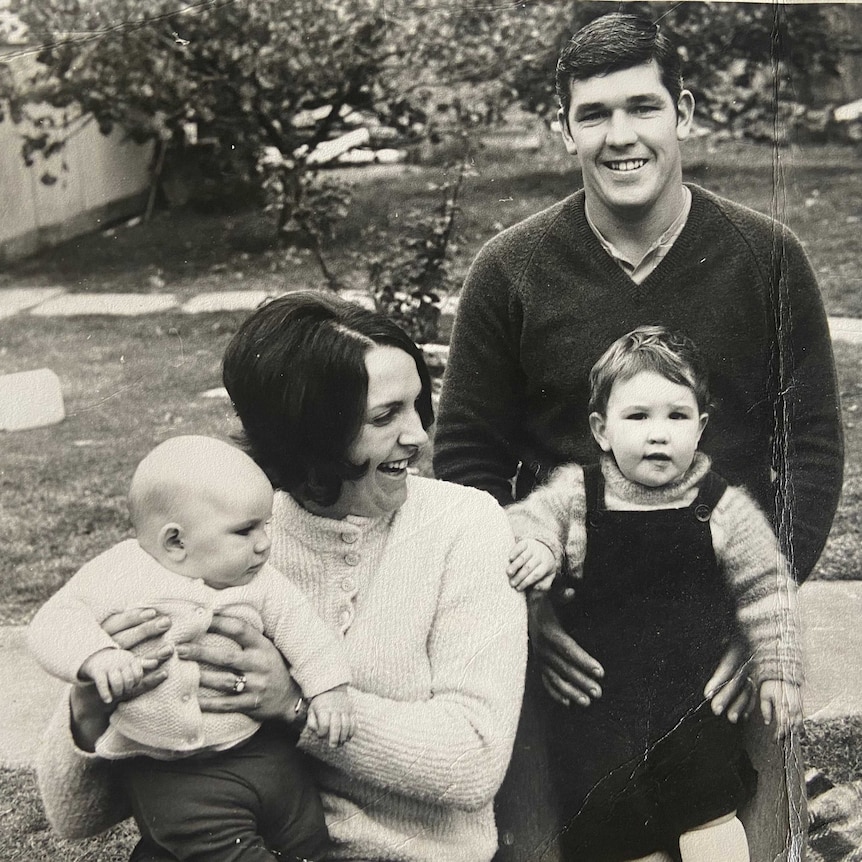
left=608, top=159, right=647, bottom=172
left=380, top=459, right=409, bottom=473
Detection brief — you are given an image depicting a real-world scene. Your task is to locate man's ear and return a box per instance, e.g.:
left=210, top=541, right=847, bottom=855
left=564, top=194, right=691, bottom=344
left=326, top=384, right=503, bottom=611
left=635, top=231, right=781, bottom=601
left=589, top=412, right=612, bottom=452
left=696, top=411, right=709, bottom=444
left=676, top=89, right=695, bottom=142
left=159, top=524, right=186, bottom=560
left=558, top=107, right=578, bottom=155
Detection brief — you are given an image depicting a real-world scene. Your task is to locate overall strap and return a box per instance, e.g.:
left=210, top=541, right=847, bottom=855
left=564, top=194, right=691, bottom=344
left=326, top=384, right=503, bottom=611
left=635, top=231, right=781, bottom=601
left=583, top=463, right=604, bottom=511
left=693, top=469, right=728, bottom=516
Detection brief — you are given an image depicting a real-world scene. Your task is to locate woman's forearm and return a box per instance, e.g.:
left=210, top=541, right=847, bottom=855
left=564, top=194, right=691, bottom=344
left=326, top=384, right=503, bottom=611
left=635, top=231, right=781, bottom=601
left=36, top=690, right=130, bottom=838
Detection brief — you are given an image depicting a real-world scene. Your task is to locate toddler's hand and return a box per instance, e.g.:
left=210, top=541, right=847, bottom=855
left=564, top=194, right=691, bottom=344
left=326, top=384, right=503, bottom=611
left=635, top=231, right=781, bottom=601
left=307, top=684, right=354, bottom=748
left=79, top=648, right=145, bottom=704
left=507, top=539, right=556, bottom=592
left=760, top=679, right=803, bottom=742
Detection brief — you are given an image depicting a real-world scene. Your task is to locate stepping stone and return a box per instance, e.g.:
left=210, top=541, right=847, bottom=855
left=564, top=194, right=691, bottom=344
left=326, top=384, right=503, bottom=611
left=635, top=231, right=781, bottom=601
left=0, top=287, right=66, bottom=320
left=182, top=291, right=273, bottom=314
left=0, top=626, right=64, bottom=768
left=800, top=581, right=862, bottom=720
left=828, top=317, right=862, bottom=344
left=31, top=293, right=178, bottom=316
left=0, top=368, right=65, bottom=431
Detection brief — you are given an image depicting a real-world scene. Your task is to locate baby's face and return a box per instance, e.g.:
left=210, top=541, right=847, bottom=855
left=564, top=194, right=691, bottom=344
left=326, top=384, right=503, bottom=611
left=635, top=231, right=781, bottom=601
left=591, top=370, right=707, bottom=488
left=178, top=480, right=273, bottom=589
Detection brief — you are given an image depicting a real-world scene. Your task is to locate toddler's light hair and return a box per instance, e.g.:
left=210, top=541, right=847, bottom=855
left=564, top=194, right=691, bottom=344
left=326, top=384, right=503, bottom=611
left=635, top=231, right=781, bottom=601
left=588, top=325, right=711, bottom=416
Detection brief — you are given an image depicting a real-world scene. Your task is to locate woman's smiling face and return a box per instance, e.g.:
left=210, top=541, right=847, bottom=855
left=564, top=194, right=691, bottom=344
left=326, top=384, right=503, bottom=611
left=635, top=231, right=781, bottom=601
left=330, top=345, right=429, bottom=519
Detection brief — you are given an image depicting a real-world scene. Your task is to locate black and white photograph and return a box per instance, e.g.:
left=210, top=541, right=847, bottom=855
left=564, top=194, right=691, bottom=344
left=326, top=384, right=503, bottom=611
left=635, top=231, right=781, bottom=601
left=1, top=2, right=860, bottom=860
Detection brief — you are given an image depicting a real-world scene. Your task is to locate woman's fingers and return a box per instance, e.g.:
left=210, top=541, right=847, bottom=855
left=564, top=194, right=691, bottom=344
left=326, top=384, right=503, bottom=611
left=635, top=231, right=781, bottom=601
left=102, top=608, right=172, bottom=650
left=208, top=613, right=269, bottom=649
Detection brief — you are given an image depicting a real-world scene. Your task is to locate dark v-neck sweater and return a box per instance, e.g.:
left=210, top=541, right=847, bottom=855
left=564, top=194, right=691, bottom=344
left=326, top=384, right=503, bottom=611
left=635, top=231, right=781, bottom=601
left=433, top=184, right=843, bottom=581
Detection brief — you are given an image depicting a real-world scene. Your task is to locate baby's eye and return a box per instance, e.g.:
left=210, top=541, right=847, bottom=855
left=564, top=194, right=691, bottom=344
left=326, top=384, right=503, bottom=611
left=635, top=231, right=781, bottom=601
left=235, top=527, right=253, bottom=536
left=626, top=412, right=647, bottom=420
left=669, top=412, right=689, bottom=420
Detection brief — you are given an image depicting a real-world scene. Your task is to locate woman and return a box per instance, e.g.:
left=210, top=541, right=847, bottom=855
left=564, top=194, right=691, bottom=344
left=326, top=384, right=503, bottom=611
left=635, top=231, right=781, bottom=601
left=36, top=291, right=527, bottom=862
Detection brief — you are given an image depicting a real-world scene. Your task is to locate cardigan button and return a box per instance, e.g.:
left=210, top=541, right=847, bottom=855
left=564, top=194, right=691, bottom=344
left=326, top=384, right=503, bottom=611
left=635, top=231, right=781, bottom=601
left=695, top=504, right=712, bottom=522
left=341, top=532, right=358, bottom=544
left=560, top=587, right=576, bottom=603
left=341, top=577, right=356, bottom=592
left=344, top=551, right=360, bottom=566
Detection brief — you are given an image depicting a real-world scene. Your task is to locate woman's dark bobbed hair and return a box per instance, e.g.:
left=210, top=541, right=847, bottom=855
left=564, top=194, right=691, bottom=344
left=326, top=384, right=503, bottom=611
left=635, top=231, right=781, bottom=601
left=222, top=290, right=434, bottom=508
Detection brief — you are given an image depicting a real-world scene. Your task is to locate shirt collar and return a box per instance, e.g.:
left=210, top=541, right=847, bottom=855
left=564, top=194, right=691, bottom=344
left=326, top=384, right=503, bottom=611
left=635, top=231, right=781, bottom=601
left=586, top=185, right=692, bottom=283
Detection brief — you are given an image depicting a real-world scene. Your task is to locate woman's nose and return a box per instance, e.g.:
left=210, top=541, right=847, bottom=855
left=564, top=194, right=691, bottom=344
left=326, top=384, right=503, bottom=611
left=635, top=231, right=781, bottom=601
left=400, top=408, right=429, bottom=448
left=606, top=110, right=637, bottom=147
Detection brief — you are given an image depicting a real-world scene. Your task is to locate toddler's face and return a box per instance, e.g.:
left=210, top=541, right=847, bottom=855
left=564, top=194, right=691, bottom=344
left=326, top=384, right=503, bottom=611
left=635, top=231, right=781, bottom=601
left=177, top=480, right=273, bottom=589
left=590, top=370, right=707, bottom=488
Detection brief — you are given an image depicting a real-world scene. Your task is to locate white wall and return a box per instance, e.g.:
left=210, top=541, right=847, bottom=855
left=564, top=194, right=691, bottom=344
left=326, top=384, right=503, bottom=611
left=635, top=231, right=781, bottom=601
left=0, top=50, right=153, bottom=261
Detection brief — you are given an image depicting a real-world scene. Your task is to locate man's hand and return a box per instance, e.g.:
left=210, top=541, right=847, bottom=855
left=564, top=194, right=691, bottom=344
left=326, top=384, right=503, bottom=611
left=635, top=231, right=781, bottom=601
left=704, top=638, right=756, bottom=724
left=507, top=539, right=557, bottom=592
left=530, top=594, right=604, bottom=707
left=760, top=679, right=803, bottom=742
left=307, top=685, right=354, bottom=748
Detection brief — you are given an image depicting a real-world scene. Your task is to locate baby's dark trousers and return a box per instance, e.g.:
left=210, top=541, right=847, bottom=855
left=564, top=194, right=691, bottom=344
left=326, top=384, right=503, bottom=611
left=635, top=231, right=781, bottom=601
left=121, top=723, right=329, bottom=862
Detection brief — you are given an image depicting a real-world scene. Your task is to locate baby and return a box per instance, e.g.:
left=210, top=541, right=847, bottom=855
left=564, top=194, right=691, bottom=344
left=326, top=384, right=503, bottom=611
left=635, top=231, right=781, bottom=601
left=506, top=326, right=802, bottom=862
left=30, top=435, right=353, bottom=860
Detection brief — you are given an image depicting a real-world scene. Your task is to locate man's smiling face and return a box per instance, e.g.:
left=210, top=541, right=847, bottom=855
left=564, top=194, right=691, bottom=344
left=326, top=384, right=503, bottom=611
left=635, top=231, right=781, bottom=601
left=559, top=61, right=694, bottom=224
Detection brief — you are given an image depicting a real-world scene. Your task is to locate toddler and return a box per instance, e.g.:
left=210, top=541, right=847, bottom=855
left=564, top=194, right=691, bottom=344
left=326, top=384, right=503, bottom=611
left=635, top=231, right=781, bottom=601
left=506, top=326, right=802, bottom=862
left=30, top=435, right=354, bottom=861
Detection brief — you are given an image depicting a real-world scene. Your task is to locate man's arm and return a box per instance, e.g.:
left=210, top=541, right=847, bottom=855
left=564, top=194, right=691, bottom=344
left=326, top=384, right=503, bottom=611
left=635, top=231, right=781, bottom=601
left=433, top=245, right=524, bottom=504
left=771, top=229, right=844, bottom=581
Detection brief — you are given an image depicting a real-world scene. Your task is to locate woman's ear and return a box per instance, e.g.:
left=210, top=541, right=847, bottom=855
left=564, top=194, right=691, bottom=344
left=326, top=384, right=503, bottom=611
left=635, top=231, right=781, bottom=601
left=159, top=524, right=186, bottom=560
left=589, top=412, right=612, bottom=452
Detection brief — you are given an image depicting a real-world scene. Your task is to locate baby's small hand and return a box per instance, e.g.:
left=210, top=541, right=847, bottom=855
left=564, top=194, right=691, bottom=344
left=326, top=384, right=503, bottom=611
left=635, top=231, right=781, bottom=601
left=307, top=685, right=354, bottom=748
left=760, top=679, right=803, bottom=742
left=79, top=648, right=145, bottom=704
left=507, top=538, right=556, bottom=592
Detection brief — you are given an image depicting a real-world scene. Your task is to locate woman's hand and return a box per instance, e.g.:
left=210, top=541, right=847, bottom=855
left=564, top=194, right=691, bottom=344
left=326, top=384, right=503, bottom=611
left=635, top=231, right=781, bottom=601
left=70, top=608, right=174, bottom=751
left=704, top=637, right=756, bottom=724
left=529, top=594, right=604, bottom=707
left=176, top=614, right=305, bottom=726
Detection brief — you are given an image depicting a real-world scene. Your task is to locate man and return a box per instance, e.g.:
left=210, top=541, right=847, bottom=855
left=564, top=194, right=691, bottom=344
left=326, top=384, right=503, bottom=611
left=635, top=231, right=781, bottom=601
left=434, top=13, right=843, bottom=862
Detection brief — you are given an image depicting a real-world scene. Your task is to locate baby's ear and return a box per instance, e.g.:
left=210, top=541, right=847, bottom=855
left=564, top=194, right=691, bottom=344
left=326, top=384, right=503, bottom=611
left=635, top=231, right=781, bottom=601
left=159, top=524, right=186, bottom=560
left=697, top=411, right=709, bottom=442
left=589, top=412, right=611, bottom=452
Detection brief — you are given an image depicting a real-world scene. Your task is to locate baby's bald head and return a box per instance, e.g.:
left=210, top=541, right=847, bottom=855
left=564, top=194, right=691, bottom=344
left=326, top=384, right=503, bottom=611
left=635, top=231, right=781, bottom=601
left=129, top=436, right=270, bottom=545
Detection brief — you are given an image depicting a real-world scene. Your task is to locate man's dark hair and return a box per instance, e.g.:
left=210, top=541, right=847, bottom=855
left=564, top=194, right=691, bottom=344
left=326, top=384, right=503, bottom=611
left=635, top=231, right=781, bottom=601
left=222, top=290, right=434, bottom=507
left=556, top=13, right=683, bottom=122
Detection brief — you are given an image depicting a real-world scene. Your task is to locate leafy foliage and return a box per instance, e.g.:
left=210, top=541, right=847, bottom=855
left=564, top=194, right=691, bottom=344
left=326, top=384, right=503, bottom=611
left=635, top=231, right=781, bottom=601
left=0, top=3, right=547, bottom=257
left=359, top=152, right=473, bottom=344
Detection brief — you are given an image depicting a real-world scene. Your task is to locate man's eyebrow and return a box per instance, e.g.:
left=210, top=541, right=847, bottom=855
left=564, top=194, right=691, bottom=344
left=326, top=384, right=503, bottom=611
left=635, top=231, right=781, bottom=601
left=573, top=101, right=607, bottom=118
left=627, top=93, right=664, bottom=104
